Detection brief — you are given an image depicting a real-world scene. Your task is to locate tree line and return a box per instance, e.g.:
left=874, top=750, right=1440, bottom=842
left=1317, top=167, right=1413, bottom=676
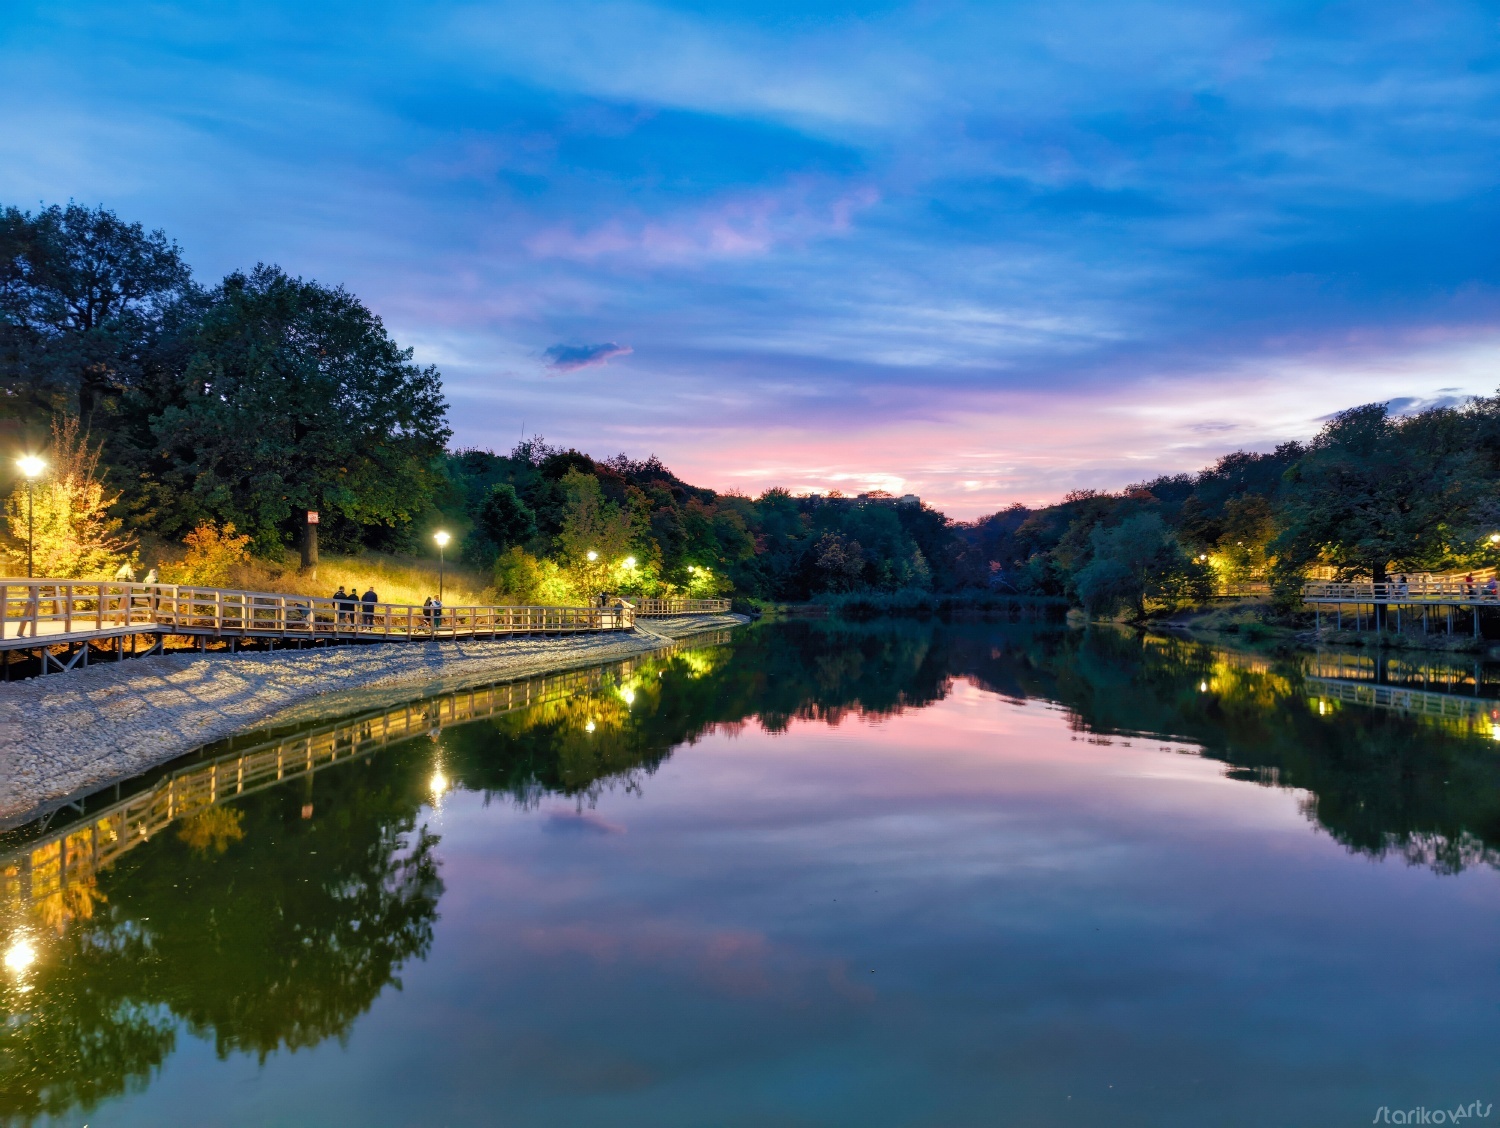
left=967, top=399, right=1500, bottom=616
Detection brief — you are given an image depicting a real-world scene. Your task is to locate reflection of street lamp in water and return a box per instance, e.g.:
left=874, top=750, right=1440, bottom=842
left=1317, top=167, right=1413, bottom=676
left=16, top=456, right=44, bottom=578
left=5, top=937, right=36, bottom=977
left=434, top=531, right=451, bottom=601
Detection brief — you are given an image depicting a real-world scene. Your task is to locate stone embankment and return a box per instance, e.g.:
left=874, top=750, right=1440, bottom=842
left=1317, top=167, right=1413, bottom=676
left=0, top=614, right=748, bottom=826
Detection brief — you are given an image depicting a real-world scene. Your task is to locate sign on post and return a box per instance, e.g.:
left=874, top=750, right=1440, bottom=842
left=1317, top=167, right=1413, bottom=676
left=307, top=511, right=319, bottom=524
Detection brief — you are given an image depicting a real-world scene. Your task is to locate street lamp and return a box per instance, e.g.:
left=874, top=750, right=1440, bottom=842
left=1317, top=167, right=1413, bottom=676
left=16, top=456, right=44, bottom=578
left=586, top=550, right=598, bottom=562
left=434, top=530, right=450, bottom=601
left=624, top=556, right=636, bottom=568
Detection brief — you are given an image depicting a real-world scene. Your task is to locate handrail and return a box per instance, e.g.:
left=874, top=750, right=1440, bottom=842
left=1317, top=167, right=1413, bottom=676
left=1302, top=580, right=1500, bottom=603
left=0, top=579, right=639, bottom=642
left=627, top=597, right=732, bottom=615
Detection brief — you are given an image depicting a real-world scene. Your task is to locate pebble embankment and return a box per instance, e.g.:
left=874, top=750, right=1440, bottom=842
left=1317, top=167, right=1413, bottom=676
left=0, top=614, right=748, bottom=826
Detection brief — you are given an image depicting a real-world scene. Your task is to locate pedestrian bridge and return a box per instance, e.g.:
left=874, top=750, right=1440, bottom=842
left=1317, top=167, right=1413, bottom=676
left=1302, top=579, right=1500, bottom=606
left=0, top=578, right=731, bottom=676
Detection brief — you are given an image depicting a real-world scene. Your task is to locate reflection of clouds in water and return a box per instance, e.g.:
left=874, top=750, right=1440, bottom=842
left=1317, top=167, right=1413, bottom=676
left=520, top=920, right=875, bottom=1005
left=543, top=810, right=627, bottom=836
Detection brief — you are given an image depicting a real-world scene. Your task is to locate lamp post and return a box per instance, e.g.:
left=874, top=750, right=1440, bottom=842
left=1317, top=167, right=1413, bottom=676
left=434, top=531, right=450, bottom=601
left=16, top=456, right=44, bottom=578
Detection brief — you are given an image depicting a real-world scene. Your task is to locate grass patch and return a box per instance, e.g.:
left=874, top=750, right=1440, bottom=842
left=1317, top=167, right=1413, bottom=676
left=227, top=552, right=495, bottom=607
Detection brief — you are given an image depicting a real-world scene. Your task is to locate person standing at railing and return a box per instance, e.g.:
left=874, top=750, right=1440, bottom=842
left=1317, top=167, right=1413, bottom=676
left=333, top=585, right=350, bottom=626
left=422, top=596, right=434, bottom=631
left=14, top=584, right=39, bottom=637
left=361, top=586, right=377, bottom=628
left=1488, top=578, right=1498, bottom=601
left=432, top=596, right=443, bottom=631
left=141, top=566, right=159, bottom=616
left=1466, top=573, right=1476, bottom=597
left=114, top=561, right=136, bottom=583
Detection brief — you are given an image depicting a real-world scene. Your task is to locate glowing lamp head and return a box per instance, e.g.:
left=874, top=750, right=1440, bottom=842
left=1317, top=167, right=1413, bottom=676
left=1490, top=533, right=1500, bottom=545
left=16, top=456, right=43, bottom=479
left=623, top=556, right=636, bottom=568
left=585, top=720, right=596, bottom=733
left=433, top=531, right=451, bottom=548
left=586, top=550, right=598, bottom=562
left=621, top=687, right=635, bottom=705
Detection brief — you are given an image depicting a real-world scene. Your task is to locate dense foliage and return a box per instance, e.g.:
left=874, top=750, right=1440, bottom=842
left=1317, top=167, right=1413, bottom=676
left=966, top=399, right=1500, bottom=616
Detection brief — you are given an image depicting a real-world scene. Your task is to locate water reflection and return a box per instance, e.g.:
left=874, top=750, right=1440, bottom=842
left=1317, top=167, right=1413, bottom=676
left=2, top=620, right=1500, bottom=1122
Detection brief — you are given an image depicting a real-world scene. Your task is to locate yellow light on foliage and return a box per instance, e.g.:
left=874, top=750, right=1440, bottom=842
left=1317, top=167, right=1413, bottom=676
left=16, top=456, right=43, bottom=479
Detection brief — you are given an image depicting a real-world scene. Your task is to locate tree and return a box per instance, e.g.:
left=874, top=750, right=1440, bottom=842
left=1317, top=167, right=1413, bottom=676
left=3, top=415, right=136, bottom=577
left=554, top=469, right=633, bottom=598
left=476, top=483, right=536, bottom=551
left=0, top=203, right=192, bottom=429
left=815, top=532, right=865, bottom=592
left=160, top=520, right=251, bottom=586
left=136, top=265, right=450, bottom=553
left=1072, top=512, right=1204, bottom=618
left=1274, top=403, right=1493, bottom=584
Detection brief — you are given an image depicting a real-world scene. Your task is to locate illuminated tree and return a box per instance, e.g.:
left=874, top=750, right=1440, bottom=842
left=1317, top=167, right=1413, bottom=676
left=160, top=520, right=251, bottom=586
left=554, top=469, right=633, bottom=599
left=3, top=415, right=135, bottom=577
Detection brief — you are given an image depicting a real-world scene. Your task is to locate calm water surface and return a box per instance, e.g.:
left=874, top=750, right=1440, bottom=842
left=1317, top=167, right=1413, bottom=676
left=4, top=621, right=1500, bottom=1126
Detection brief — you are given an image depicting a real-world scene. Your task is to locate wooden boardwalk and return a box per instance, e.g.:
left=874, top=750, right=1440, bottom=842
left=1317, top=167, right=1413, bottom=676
left=0, top=579, right=731, bottom=676
left=1302, top=579, right=1500, bottom=606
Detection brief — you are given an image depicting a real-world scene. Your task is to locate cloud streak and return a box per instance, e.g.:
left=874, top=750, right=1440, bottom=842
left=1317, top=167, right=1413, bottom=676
left=544, top=341, right=633, bottom=372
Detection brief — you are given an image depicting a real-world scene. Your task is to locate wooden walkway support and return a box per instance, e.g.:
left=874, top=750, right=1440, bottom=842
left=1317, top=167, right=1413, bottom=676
left=1301, top=580, right=1500, bottom=640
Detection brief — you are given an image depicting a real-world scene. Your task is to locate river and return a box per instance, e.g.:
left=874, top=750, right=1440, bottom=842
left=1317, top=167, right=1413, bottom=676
left=2, top=620, right=1498, bottom=1126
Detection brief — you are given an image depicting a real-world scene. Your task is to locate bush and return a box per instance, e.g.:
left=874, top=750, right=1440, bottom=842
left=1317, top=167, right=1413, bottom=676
left=161, top=521, right=251, bottom=586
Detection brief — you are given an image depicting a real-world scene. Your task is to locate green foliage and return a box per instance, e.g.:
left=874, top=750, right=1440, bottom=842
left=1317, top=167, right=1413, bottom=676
left=0, top=203, right=193, bottom=430
left=134, top=265, right=451, bottom=552
left=475, top=483, right=536, bottom=551
left=1274, top=402, right=1496, bottom=582
left=1073, top=512, right=1207, bottom=618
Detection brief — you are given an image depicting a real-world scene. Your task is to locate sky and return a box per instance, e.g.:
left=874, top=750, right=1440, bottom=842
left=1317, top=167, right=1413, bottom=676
left=3, top=1, right=1500, bottom=518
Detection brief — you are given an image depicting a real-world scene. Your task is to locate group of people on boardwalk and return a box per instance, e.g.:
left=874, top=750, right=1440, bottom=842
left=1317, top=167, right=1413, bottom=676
left=331, top=585, right=381, bottom=627
left=326, top=585, right=445, bottom=631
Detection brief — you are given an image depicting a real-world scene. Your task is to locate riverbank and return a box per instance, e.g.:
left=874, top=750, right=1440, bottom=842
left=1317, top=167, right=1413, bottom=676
left=0, top=614, right=748, bottom=826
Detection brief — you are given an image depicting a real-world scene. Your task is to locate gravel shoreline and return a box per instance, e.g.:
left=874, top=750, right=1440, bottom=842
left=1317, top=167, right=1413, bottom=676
left=0, top=615, right=748, bottom=826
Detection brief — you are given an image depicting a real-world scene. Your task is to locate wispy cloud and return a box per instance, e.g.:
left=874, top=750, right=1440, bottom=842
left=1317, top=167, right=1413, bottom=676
left=544, top=341, right=633, bottom=372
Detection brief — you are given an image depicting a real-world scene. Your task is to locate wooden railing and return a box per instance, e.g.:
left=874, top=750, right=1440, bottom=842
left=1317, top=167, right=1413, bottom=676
left=1302, top=580, right=1500, bottom=604
left=0, top=579, right=635, bottom=643
left=629, top=597, right=732, bottom=615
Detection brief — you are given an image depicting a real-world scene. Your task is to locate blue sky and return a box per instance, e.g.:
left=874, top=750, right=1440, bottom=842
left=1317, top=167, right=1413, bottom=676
left=4, top=1, right=1499, bottom=515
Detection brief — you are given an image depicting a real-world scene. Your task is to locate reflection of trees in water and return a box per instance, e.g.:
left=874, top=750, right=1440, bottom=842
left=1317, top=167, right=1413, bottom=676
left=950, top=625, right=1500, bottom=875
left=0, top=751, right=442, bottom=1125
left=8, top=620, right=1500, bottom=1123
